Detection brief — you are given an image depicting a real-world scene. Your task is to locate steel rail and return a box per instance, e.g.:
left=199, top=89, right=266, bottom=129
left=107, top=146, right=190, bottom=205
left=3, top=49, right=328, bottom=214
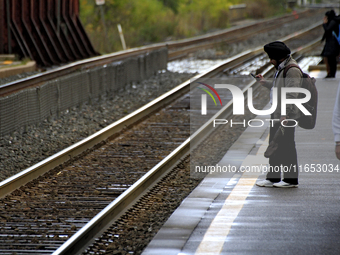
left=51, top=53, right=261, bottom=255
left=0, top=48, right=258, bottom=200
left=8, top=17, right=325, bottom=200
left=51, top=29, right=322, bottom=255
left=167, top=11, right=320, bottom=60
left=166, top=9, right=314, bottom=50
left=0, top=45, right=167, bottom=96
left=0, top=9, right=317, bottom=97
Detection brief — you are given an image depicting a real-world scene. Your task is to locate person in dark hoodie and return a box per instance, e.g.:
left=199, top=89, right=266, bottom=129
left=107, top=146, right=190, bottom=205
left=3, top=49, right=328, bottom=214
left=321, top=9, right=339, bottom=78
left=255, top=41, right=302, bottom=188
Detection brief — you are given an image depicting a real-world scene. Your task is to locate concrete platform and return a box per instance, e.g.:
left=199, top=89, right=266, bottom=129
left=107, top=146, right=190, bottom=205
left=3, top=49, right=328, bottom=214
left=142, top=69, right=340, bottom=255
left=309, top=64, right=340, bottom=72
left=0, top=61, right=36, bottom=78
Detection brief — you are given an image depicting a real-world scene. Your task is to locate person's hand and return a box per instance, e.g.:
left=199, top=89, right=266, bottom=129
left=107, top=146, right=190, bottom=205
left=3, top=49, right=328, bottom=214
left=255, top=74, right=265, bottom=84
left=323, top=16, right=328, bottom=24
left=280, top=116, right=288, bottom=125
left=335, top=142, right=340, bottom=160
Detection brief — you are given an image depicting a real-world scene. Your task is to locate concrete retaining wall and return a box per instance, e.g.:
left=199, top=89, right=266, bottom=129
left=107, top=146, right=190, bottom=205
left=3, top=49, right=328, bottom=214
left=0, top=47, right=168, bottom=136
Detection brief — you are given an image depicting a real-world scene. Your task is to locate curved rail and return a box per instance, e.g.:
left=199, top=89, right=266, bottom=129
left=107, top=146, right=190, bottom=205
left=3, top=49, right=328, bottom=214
left=51, top=26, right=322, bottom=255
left=0, top=48, right=256, bottom=199
left=167, top=9, right=319, bottom=60
left=0, top=9, right=319, bottom=97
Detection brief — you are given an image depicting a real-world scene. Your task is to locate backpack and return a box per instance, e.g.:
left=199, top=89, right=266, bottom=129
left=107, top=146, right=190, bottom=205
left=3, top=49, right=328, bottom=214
left=332, top=28, right=340, bottom=45
left=283, top=64, right=318, bottom=129
left=332, top=16, right=340, bottom=44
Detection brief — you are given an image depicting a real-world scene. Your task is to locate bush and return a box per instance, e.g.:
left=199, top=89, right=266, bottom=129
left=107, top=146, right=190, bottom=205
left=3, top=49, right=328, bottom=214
left=80, top=0, right=290, bottom=53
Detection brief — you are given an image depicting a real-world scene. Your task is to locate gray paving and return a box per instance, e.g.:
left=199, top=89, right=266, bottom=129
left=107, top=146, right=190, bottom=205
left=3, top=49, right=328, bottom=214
left=142, top=71, right=340, bottom=255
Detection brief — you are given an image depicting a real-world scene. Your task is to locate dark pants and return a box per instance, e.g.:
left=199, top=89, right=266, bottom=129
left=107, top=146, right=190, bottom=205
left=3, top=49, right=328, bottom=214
left=266, top=121, right=299, bottom=185
left=327, top=55, right=337, bottom=77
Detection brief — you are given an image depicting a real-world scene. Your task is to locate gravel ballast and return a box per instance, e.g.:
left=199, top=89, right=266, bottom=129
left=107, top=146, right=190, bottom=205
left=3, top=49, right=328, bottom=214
left=0, top=10, right=326, bottom=255
left=0, top=9, right=325, bottom=186
left=0, top=71, right=194, bottom=181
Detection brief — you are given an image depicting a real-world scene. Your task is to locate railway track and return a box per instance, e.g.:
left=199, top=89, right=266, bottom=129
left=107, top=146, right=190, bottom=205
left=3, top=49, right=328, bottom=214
left=0, top=21, right=323, bottom=254
left=166, top=9, right=320, bottom=60
left=0, top=9, right=321, bottom=97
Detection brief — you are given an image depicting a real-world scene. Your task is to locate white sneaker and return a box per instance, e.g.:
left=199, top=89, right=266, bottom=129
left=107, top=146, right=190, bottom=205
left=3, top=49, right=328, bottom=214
left=256, top=180, right=275, bottom=187
left=273, top=181, right=298, bottom=188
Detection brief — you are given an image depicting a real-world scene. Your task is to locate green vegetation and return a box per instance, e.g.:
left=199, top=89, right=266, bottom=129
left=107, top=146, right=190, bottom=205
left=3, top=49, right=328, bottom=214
left=79, top=0, right=291, bottom=54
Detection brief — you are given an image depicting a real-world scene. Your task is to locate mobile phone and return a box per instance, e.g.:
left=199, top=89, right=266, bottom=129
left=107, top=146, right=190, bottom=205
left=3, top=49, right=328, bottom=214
left=250, top=73, right=260, bottom=80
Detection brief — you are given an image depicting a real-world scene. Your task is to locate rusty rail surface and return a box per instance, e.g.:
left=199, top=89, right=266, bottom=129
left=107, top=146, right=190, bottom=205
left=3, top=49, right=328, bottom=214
left=0, top=21, right=322, bottom=253
left=0, top=9, right=321, bottom=97
left=52, top=33, right=322, bottom=255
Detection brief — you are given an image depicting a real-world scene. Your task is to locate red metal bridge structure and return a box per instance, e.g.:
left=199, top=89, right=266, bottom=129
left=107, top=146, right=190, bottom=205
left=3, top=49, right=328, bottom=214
left=0, top=0, right=98, bottom=67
